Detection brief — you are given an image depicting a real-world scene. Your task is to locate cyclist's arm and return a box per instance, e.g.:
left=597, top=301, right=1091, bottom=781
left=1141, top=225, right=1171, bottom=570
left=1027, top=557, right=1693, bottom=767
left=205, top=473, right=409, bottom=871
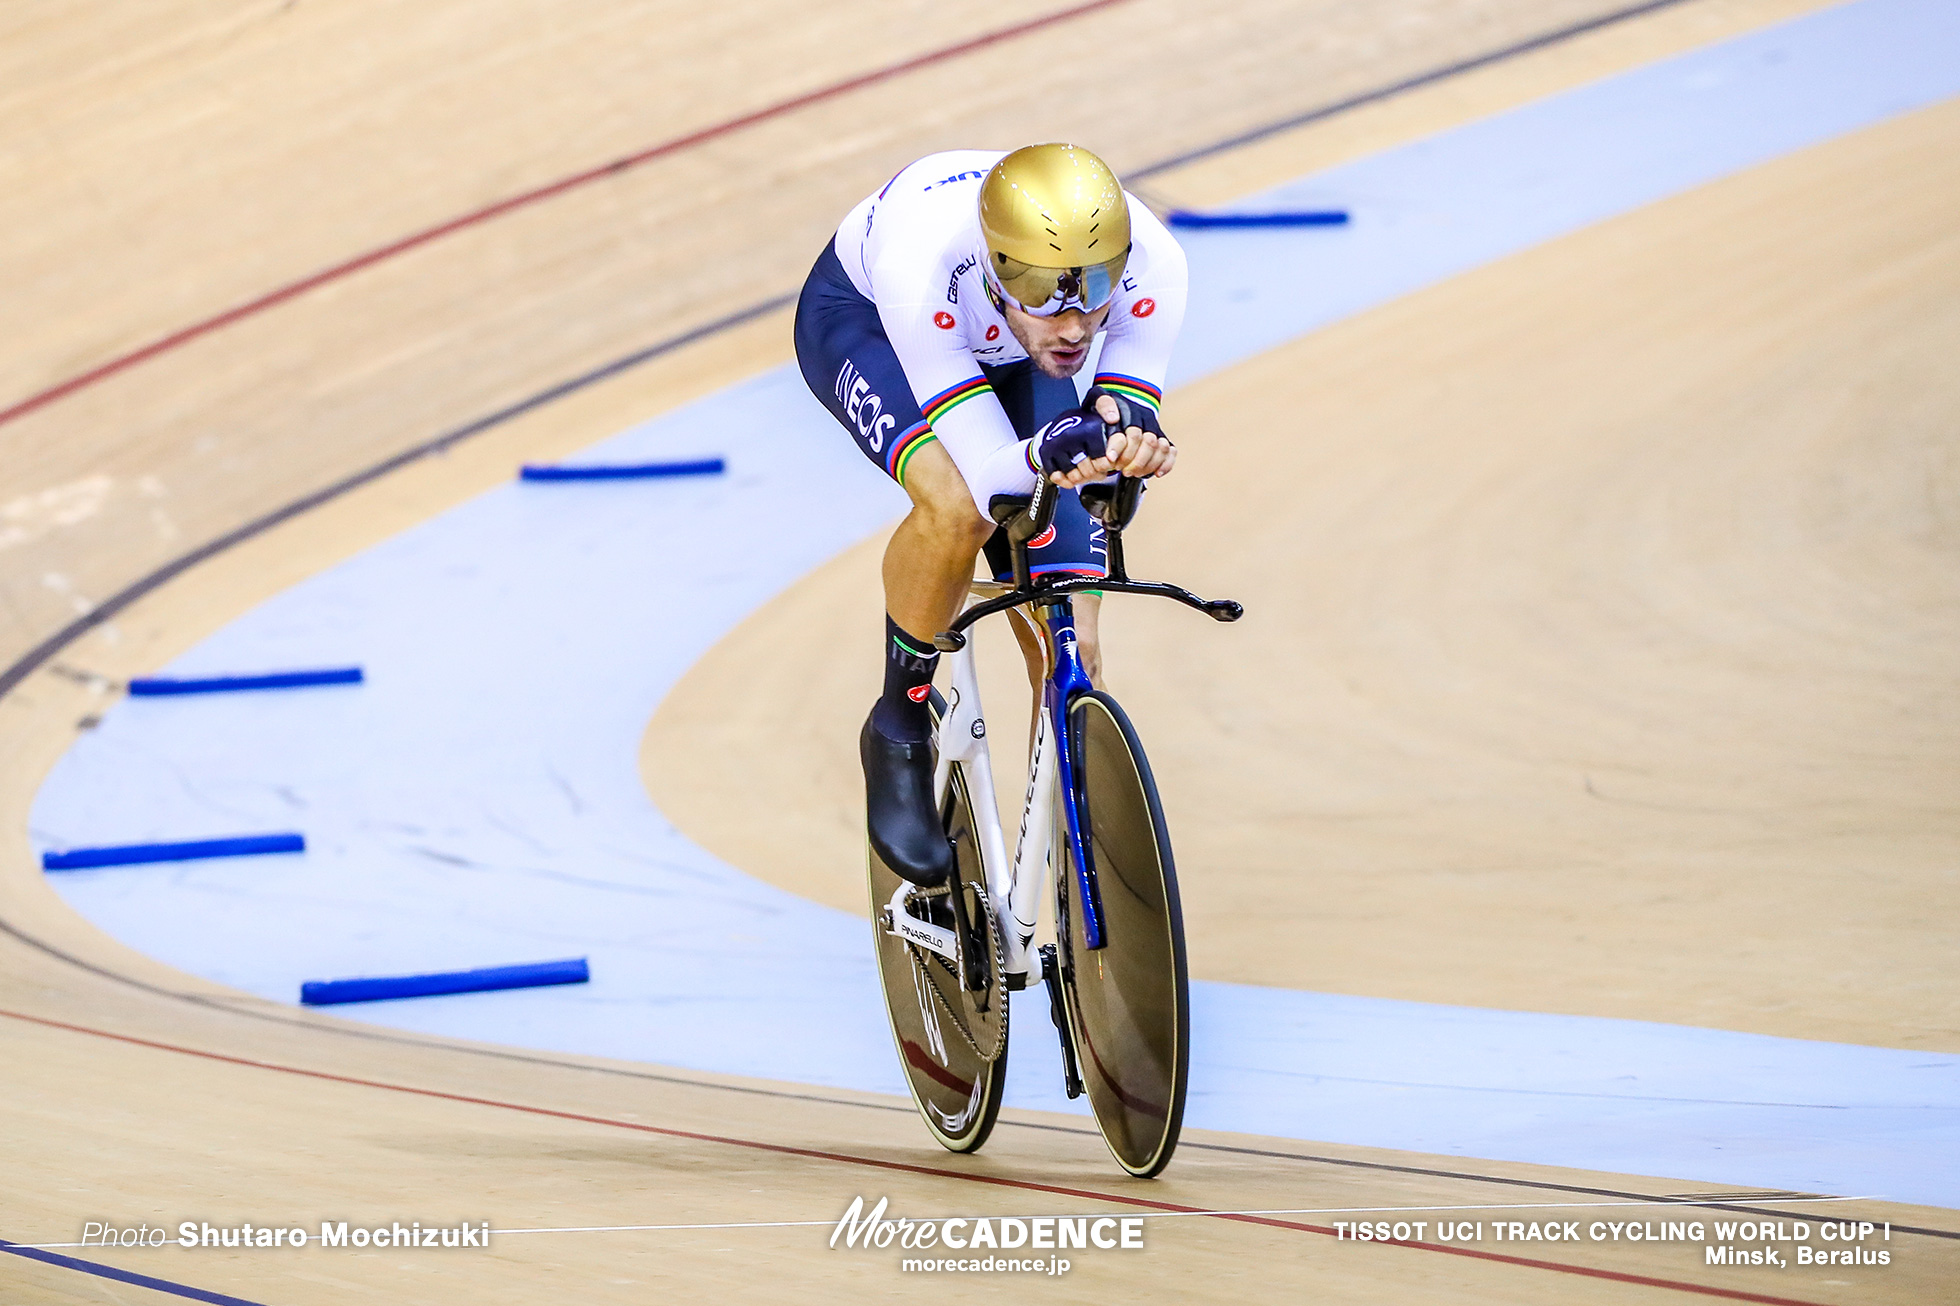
left=872, top=262, right=1041, bottom=514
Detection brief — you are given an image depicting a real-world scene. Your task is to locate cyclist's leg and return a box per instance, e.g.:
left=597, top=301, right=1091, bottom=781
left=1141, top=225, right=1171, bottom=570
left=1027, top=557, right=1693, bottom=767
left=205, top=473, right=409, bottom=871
left=882, top=443, right=994, bottom=649
left=795, top=240, right=991, bottom=885
left=796, top=240, right=993, bottom=643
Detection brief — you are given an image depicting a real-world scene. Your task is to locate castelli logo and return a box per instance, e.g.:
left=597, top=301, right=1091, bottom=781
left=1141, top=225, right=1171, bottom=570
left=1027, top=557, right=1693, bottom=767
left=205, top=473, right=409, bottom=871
left=933, top=312, right=956, bottom=329
left=1132, top=298, right=1156, bottom=318
left=907, top=684, right=932, bottom=702
left=1029, top=524, right=1057, bottom=548
left=985, top=324, right=1000, bottom=341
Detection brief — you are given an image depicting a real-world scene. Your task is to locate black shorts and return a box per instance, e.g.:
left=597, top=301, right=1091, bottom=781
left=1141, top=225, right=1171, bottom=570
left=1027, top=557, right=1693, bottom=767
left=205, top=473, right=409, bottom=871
left=793, top=240, right=1107, bottom=580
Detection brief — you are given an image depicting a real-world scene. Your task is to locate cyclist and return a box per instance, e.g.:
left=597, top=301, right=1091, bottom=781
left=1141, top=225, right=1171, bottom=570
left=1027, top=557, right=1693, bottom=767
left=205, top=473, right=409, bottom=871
left=794, top=143, right=1186, bottom=888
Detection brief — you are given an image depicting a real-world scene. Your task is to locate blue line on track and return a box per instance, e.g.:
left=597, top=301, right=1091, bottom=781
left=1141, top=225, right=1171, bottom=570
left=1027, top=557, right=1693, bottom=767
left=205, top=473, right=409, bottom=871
left=36, top=0, right=1960, bottom=1209
left=128, top=668, right=364, bottom=696
left=0, top=1239, right=273, bottom=1306
left=1167, top=210, right=1349, bottom=227
left=520, top=458, right=726, bottom=481
left=42, top=834, right=306, bottom=872
left=1130, top=0, right=1700, bottom=178
left=0, top=0, right=1789, bottom=704
left=301, top=957, right=590, bottom=1005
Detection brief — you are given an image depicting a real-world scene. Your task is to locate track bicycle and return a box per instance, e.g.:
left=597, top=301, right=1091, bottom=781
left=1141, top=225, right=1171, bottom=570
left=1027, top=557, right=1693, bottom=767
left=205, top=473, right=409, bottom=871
left=866, top=473, right=1241, bottom=1177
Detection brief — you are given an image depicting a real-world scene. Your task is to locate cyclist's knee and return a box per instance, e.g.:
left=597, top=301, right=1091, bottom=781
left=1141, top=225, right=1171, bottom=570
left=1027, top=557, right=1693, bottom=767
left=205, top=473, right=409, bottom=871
left=912, top=495, right=992, bottom=552
left=902, top=444, right=992, bottom=547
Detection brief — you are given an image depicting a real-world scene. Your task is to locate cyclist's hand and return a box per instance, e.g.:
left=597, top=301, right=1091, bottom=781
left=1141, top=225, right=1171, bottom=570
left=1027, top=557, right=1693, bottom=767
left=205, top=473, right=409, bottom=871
left=1086, top=387, right=1177, bottom=480
left=1034, top=408, right=1117, bottom=487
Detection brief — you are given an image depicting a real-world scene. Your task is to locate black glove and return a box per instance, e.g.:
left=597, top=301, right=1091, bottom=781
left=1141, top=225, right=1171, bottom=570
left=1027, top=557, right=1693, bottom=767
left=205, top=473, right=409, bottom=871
left=1081, top=386, right=1168, bottom=444
left=1032, top=407, right=1110, bottom=479
left=1034, top=389, right=1173, bottom=479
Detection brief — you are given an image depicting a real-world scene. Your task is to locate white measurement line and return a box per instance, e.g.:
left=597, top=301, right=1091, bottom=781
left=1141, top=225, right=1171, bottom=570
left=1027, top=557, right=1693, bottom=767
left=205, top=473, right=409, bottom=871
left=491, top=1219, right=837, bottom=1235
left=12, top=1195, right=1877, bottom=1249
left=488, top=1195, right=1880, bottom=1235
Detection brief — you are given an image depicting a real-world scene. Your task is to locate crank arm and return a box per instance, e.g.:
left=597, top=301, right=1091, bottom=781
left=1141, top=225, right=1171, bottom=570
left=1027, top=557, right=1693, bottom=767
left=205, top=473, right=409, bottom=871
left=945, top=879, right=991, bottom=998
left=881, top=883, right=959, bottom=968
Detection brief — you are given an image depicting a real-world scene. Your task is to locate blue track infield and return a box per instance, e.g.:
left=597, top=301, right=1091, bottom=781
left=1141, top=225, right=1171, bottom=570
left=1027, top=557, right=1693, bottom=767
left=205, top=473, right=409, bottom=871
left=31, top=0, right=1960, bottom=1206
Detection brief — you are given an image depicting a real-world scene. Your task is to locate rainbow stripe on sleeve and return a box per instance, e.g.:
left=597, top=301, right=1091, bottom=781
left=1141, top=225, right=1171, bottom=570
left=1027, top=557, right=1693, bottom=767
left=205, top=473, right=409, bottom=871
left=1093, top=372, right=1162, bottom=411
left=922, top=375, right=993, bottom=424
left=886, top=420, right=937, bottom=484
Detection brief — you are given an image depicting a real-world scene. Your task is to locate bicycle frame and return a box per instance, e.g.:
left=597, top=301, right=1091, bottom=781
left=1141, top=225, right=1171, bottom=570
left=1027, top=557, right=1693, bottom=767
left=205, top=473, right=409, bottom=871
left=873, top=474, right=1238, bottom=1159
left=889, top=475, right=1240, bottom=987
left=927, top=588, right=1103, bottom=987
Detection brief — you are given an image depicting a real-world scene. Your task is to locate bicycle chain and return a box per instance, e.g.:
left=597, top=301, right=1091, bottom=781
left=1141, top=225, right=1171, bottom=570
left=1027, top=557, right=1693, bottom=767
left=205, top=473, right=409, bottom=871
left=906, top=882, right=1008, bottom=1065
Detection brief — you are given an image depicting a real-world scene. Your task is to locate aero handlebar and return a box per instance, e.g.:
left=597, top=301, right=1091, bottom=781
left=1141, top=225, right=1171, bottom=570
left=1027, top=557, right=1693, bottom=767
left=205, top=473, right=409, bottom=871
left=943, top=474, right=1242, bottom=652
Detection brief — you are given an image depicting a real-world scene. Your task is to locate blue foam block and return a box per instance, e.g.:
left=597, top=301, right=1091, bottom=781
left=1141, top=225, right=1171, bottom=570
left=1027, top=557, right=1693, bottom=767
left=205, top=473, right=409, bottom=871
left=1167, top=209, right=1350, bottom=228
left=42, top=833, right=306, bottom=871
left=519, top=458, right=725, bottom=481
left=300, top=957, right=590, bottom=1005
left=127, top=667, right=364, bottom=696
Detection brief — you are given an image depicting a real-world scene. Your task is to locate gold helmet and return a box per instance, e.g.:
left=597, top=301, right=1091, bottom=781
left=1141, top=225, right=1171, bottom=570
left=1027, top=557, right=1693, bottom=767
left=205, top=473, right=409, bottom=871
left=978, top=144, right=1131, bottom=316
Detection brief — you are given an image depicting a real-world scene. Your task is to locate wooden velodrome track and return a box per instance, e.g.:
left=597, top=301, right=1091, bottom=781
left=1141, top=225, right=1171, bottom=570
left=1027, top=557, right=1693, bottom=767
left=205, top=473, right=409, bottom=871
left=2, top=0, right=1954, bottom=1301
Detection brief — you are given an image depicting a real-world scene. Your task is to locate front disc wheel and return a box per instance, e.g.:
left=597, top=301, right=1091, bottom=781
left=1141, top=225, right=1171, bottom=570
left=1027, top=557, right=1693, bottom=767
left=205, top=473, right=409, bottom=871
left=1055, top=690, right=1189, bottom=1177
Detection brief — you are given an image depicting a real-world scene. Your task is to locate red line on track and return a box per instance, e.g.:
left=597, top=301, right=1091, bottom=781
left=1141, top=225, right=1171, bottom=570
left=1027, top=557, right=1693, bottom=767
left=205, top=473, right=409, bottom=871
left=2, top=1006, right=1836, bottom=1306
left=0, top=0, right=1133, bottom=432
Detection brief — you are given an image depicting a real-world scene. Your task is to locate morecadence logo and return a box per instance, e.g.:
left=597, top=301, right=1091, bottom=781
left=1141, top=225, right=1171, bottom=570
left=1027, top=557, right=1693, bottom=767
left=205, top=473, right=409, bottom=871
left=829, top=1195, right=1144, bottom=1272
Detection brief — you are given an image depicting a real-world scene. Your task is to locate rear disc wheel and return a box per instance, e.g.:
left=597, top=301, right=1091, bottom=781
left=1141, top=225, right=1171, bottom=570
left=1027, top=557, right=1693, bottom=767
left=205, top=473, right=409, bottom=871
left=869, top=759, right=1008, bottom=1153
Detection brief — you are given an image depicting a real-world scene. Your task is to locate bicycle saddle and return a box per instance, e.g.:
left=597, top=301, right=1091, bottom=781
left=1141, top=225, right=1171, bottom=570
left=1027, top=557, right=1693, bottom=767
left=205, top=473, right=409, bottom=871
left=987, top=479, right=1057, bottom=547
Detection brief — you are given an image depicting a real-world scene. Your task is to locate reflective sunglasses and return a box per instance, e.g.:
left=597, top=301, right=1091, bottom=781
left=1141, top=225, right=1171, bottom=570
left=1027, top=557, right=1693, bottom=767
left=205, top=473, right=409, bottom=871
left=987, top=248, right=1129, bottom=317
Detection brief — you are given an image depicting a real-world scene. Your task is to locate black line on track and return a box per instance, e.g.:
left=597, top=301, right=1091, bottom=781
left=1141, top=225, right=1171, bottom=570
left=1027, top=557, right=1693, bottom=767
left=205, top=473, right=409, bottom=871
left=0, top=0, right=1703, bottom=705
left=1005, top=1119, right=1960, bottom=1240
left=7, top=915, right=1955, bottom=1243
left=0, top=292, right=790, bottom=703
left=1130, top=0, right=1702, bottom=178
left=0, top=914, right=914, bottom=1116
left=0, top=1238, right=272, bottom=1306
left=7, top=0, right=1947, bottom=1247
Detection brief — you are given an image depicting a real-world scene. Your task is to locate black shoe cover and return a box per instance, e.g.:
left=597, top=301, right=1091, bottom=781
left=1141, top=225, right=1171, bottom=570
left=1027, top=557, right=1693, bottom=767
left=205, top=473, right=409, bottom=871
left=861, top=710, right=953, bottom=888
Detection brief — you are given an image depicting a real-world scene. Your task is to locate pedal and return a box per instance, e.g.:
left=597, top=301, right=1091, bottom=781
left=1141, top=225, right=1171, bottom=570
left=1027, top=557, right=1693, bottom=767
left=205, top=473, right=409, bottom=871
left=1038, top=944, right=1084, bottom=1100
